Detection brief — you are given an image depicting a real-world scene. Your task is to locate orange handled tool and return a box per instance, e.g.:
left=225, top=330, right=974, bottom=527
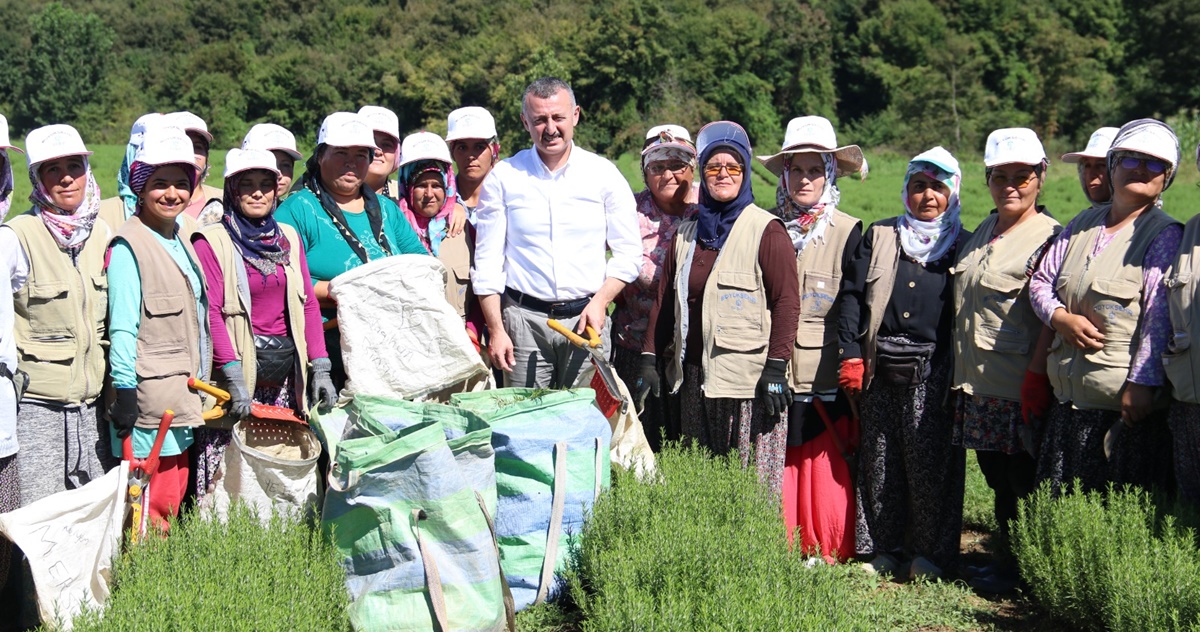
left=123, top=409, right=174, bottom=544
left=547, top=318, right=628, bottom=417
left=189, top=376, right=305, bottom=424
left=546, top=319, right=602, bottom=348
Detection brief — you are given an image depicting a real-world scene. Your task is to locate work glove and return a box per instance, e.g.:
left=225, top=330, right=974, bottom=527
left=839, top=358, right=865, bottom=397
left=221, top=362, right=252, bottom=420
left=110, top=387, right=138, bottom=439
left=310, top=357, right=338, bottom=411
left=756, top=358, right=792, bottom=417
left=632, top=353, right=660, bottom=411
left=1020, top=370, right=1054, bottom=426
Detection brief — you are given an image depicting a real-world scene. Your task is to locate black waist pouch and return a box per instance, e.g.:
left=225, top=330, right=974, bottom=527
left=874, top=337, right=936, bottom=387
left=254, top=334, right=296, bottom=386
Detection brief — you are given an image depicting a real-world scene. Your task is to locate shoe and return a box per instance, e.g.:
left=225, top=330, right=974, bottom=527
left=963, top=563, right=1000, bottom=578
left=969, top=573, right=1019, bottom=594
left=803, top=556, right=827, bottom=568
left=908, top=556, right=943, bottom=581
left=862, top=553, right=900, bottom=576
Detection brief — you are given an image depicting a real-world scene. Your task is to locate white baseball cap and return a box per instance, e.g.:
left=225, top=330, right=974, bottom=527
left=25, top=124, right=91, bottom=167
left=757, top=116, right=866, bottom=178
left=242, top=123, right=302, bottom=160
left=984, top=128, right=1046, bottom=167
left=1062, top=127, right=1119, bottom=163
left=128, top=113, right=164, bottom=146
left=224, top=148, right=281, bottom=179
left=134, top=125, right=197, bottom=168
left=641, top=124, right=695, bottom=156
left=0, top=114, right=23, bottom=153
left=317, top=112, right=379, bottom=150
left=357, top=105, right=400, bottom=142
left=398, top=131, right=452, bottom=168
left=163, top=111, right=213, bottom=143
left=446, top=106, right=497, bottom=142
left=1109, top=118, right=1180, bottom=189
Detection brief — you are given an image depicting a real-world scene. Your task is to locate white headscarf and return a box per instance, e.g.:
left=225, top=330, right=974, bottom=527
left=897, top=146, right=962, bottom=264
left=774, top=152, right=840, bottom=253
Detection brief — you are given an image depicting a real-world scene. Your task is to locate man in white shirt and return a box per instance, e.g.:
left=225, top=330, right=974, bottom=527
left=472, top=77, right=641, bottom=388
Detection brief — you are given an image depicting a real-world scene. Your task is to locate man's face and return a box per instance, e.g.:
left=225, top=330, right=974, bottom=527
left=521, top=89, right=579, bottom=161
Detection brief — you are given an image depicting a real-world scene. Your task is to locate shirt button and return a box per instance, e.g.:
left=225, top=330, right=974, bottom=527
left=908, top=281, right=916, bottom=288
left=903, top=311, right=911, bottom=318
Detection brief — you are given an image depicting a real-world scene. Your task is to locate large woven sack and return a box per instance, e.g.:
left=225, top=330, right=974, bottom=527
left=449, top=388, right=612, bottom=610
left=329, top=255, right=489, bottom=401
left=572, top=362, right=656, bottom=476
left=0, top=464, right=128, bottom=629
left=322, top=408, right=510, bottom=632
left=206, top=418, right=322, bottom=523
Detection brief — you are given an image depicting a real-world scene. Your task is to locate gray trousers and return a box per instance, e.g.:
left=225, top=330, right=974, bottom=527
left=502, top=296, right=611, bottom=389
left=15, top=399, right=116, bottom=506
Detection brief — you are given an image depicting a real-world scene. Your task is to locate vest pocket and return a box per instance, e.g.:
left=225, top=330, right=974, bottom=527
left=714, top=271, right=763, bottom=327
left=1083, top=334, right=1134, bottom=368
left=1089, top=278, right=1142, bottom=336
left=1165, top=331, right=1196, bottom=402
left=800, top=271, right=837, bottom=318
left=713, top=324, right=767, bottom=352
left=25, top=281, right=74, bottom=334
left=795, top=321, right=835, bottom=349
left=974, top=324, right=1030, bottom=354
left=976, top=271, right=1028, bottom=332
left=19, top=338, right=75, bottom=362
left=140, top=294, right=189, bottom=348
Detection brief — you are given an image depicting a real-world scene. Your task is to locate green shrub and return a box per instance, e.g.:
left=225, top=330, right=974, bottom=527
left=1013, top=481, right=1200, bottom=632
left=70, top=504, right=350, bottom=632
left=565, top=443, right=982, bottom=631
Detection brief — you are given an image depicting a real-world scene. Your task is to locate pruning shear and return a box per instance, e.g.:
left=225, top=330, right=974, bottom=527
left=189, top=377, right=305, bottom=424
left=546, top=319, right=629, bottom=417
left=123, top=409, right=174, bottom=544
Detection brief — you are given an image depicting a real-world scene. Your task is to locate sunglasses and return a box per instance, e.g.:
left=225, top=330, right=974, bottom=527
left=703, top=163, right=744, bottom=178
left=988, top=171, right=1038, bottom=189
left=647, top=161, right=691, bottom=175
left=1117, top=156, right=1168, bottom=174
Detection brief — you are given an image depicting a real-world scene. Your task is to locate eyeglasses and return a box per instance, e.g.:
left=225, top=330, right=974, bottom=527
left=703, top=163, right=744, bottom=178
left=1117, top=156, right=1168, bottom=174
left=988, top=171, right=1038, bottom=189
left=646, top=161, right=691, bottom=175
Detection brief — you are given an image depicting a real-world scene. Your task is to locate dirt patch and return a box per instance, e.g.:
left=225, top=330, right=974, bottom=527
left=958, top=528, right=1069, bottom=631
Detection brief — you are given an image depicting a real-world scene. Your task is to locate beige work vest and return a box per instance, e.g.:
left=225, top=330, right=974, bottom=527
left=665, top=204, right=778, bottom=399
left=1164, top=214, right=1200, bottom=403
left=438, top=229, right=474, bottom=319
left=115, top=215, right=210, bottom=428
left=98, top=196, right=128, bottom=233
left=1047, top=205, right=1178, bottom=410
left=857, top=223, right=900, bottom=390
left=791, top=209, right=860, bottom=393
left=8, top=213, right=112, bottom=405
left=195, top=223, right=311, bottom=428
left=952, top=212, right=1061, bottom=401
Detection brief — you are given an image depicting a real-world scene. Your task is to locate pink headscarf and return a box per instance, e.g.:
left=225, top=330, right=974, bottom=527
left=398, top=159, right=458, bottom=255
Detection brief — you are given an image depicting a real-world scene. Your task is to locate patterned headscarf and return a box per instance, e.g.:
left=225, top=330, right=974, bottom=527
left=897, top=146, right=962, bottom=264
left=28, top=156, right=102, bottom=251
left=222, top=170, right=290, bottom=278
left=773, top=152, right=840, bottom=253
left=0, top=150, right=12, bottom=219
left=398, top=159, right=458, bottom=256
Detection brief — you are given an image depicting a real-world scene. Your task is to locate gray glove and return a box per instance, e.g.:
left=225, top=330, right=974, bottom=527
left=310, top=357, right=337, bottom=410
left=220, top=362, right=252, bottom=420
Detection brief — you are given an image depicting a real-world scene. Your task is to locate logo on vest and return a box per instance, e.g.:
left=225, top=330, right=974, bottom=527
left=802, top=290, right=836, bottom=314
left=720, top=291, right=758, bottom=311
left=1093, top=302, right=1134, bottom=325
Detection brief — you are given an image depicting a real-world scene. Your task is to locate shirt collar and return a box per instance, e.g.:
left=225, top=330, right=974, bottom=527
left=533, top=141, right=577, bottom=177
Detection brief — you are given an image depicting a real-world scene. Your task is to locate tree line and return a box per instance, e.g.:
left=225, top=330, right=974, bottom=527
left=0, top=0, right=1195, bottom=158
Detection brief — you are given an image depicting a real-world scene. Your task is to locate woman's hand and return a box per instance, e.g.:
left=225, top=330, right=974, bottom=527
left=1049, top=308, right=1105, bottom=351
left=448, top=204, right=467, bottom=237
left=1121, top=382, right=1155, bottom=427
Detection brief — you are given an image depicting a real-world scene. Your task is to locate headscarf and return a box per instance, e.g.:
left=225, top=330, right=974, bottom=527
left=117, top=140, right=139, bottom=218
left=773, top=152, right=840, bottom=253
left=897, top=146, right=962, bottom=264
left=129, top=160, right=198, bottom=198
left=0, top=150, right=13, bottom=219
left=301, top=145, right=393, bottom=263
left=398, top=159, right=458, bottom=256
left=696, top=138, right=755, bottom=250
left=28, top=156, right=102, bottom=251
left=1106, top=118, right=1180, bottom=205
left=222, top=170, right=291, bottom=278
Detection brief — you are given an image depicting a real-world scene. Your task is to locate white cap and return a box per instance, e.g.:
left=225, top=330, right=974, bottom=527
left=984, top=128, right=1046, bottom=167
left=398, top=131, right=452, bottom=168
left=1062, top=127, right=1119, bottom=163
left=317, top=112, right=378, bottom=150
left=134, top=125, right=197, bottom=168
left=0, top=114, right=23, bottom=153
left=128, top=113, right=164, bottom=146
left=641, top=124, right=695, bottom=156
left=446, top=106, right=497, bottom=142
left=357, top=105, right=400, bottom=141
left=163, top=111, right=213, bottom=143
left=224, top=148, right=281, bottom=179
left=25, top=124, right=91, bottom=166
left=242, top=123, right=302, bottom=159
left=1109, top=118, right=1180, bottom=189
left=757, top=116, right=866, bottom=178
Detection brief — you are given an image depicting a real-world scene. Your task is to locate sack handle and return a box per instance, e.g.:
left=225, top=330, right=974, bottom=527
left=411, top=508, right=450, bottom=631
left=535, top=441, right=568, bottom=605
left=594, top=437, right=603, bottom=504
left=475, top=492, right=516, bottom=632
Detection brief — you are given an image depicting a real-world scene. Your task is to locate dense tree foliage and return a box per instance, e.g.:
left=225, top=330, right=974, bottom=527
left=0, top=0, right=1194, bottom=156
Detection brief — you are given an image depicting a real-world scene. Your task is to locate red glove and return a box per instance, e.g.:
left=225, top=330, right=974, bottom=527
left=839, top=358, right=864, bottom=396
left=1021, top=370, right=1054, bottom=425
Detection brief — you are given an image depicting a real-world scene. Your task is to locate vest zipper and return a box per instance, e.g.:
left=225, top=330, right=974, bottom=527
left=75, top=250, right=94, bottom=402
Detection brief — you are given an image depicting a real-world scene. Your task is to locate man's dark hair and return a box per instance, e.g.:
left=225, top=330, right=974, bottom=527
left=522, top=77, right=575, bottom=117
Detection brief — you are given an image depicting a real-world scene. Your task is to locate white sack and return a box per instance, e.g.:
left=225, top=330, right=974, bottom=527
left=206, top=419, right=322, bottom=524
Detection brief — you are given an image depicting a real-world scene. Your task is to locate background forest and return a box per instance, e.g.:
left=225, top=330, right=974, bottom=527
left=1, top=0, right=1198, bottom=160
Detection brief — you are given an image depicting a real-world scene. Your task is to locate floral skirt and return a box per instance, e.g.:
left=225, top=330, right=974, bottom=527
left=1036, top=402, right=1173, bottom=495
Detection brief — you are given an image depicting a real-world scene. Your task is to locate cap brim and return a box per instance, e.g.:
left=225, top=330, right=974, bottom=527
left=268, top=147, right=303, bottom=160
left=1109, top=144, right=1176, bottom=166
left=1060, top=151, right=1106, bottom=164
left=756, top=145, right=865, bottom=178
left=30, top=149, right=93, bottom=166
left=445, top=130, right=497, bottom=142
left=641, top=141, right=696, bottom=158
left=0, top=145, right=23, bottom=154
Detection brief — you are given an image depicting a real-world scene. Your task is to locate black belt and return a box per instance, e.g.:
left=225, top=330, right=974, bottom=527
left=505, top=287, right=592, bottom=318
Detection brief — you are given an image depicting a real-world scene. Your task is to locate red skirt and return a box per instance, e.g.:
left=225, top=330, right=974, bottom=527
left=783, top=416, right=857, bottom=563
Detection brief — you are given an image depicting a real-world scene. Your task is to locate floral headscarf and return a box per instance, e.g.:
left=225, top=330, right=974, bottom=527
left=897, top=146, right=962, bottom=264
left=398, top=159, right=458, bottom=256
left=773, top=152, right=840, bottom=253
left=28, top=156, right=102, bottom=251
left=222, top=170, right=290, bottom=278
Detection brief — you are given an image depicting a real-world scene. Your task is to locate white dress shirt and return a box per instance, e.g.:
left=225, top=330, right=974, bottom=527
left=0, top=226, right=21, bottom=457
left=471, top=143, right=641, bottom=301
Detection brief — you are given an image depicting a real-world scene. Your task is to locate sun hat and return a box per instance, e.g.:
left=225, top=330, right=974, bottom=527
left=398, top=132, right=452, bottom=169
left=0, top=114, right=23, bottom=154
left=25, top=124, right=91, bottom=167
left=445, top=106, right=497, bottom=142
left=163, top=111, right=213, bottom=143
left=1062, top=127, right=1119, bottom=163
left=224, top=148, right=281, bottom=180
left=134, top=125, right=196, bottom=167
left=317, top=112, right=379, bottom=150
left=357, top=105, right=401, bottom=142
left=757, top=116, right=865, bottom=178
left=1108, top=118, right=1180, bottom=189
left=242, top=123, right=302, bottom=160
left=984, top=128, right=1046, bottom=167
